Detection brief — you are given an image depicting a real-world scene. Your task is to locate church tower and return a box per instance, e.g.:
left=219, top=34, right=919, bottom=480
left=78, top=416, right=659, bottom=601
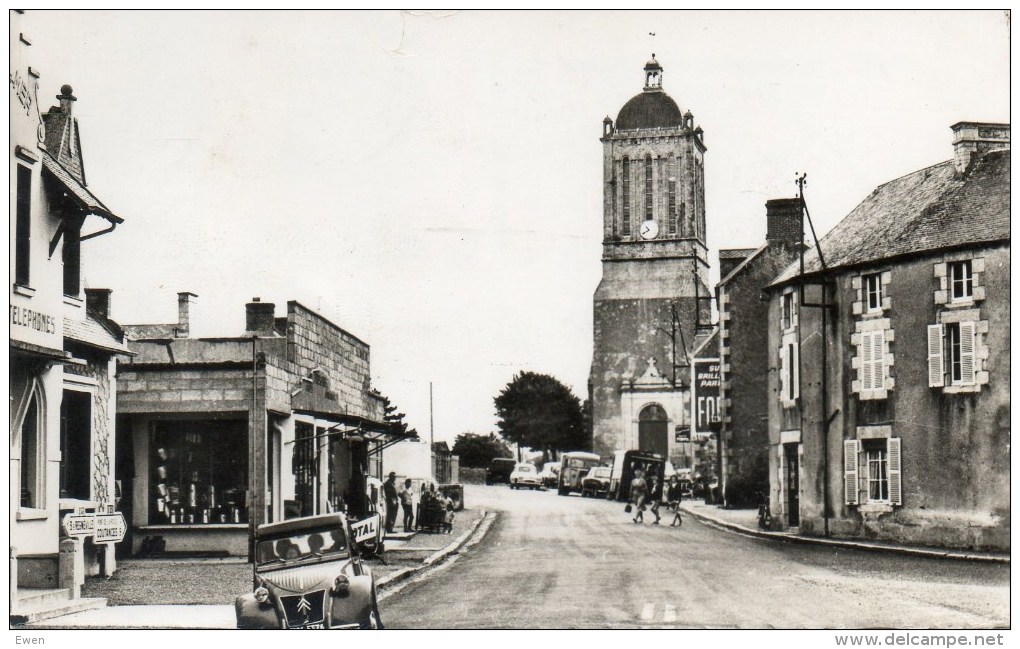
left=589, top=56, right=711, bottom=461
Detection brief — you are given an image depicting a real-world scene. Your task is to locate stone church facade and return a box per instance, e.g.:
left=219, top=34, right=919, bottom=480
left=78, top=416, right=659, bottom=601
left=590, top=57, right=712, bottom=462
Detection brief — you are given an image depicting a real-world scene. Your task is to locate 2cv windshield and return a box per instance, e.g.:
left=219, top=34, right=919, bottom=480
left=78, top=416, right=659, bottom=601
left=256, top=528, right=349, bottom=566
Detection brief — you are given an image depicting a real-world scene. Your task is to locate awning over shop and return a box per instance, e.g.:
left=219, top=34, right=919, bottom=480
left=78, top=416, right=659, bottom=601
left=290, top=409, right=419, bottom=455
left=10, top=338, right=71, bottom=362
left=41, top=151, right=122, bottom=224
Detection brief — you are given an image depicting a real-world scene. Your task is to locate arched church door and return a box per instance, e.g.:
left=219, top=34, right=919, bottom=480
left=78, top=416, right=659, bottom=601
left=638, top=404, right=669, bottom=456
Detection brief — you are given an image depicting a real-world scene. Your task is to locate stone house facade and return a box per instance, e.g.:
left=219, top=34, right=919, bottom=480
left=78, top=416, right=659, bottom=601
left=765, top=122, right=1009, bottom=550
left=10, top=10, right=130, bottom=617
left=715, top=198, right=804, bottom=506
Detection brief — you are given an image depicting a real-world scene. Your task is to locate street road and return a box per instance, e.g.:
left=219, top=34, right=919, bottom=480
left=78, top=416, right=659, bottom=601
left=381, top=484, right=1009, bottom=629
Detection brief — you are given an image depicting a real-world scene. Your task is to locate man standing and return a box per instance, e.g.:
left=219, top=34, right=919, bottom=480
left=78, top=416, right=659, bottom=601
left=383, top=472, right=399, bottom=534
left=398, top=478, right=415, bottom=533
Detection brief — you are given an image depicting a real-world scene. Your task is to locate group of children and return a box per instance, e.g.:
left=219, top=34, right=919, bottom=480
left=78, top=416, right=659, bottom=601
left=630, top=470, right=684, bottom=526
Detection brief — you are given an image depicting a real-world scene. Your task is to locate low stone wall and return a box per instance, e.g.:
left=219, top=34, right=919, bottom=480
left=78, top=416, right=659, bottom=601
left=459, top=468, right=486, bottom=485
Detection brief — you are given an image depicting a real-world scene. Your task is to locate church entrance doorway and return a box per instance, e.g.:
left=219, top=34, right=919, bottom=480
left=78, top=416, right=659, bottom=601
left=638, top=404, right=669, bottom=456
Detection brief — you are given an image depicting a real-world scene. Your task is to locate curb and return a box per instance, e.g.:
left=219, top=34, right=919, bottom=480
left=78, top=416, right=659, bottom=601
left=678, top=505, right=1010, bottom=564
left=376, top=510, right=493, bottom=591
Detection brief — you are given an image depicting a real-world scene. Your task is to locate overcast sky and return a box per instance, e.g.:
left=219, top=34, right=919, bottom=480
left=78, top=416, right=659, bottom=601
left=21, top=10, right=1010, bottom=443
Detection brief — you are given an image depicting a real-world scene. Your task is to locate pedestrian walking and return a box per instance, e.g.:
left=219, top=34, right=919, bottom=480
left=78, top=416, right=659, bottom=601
left=383, top=472, right=399, bottom=533
left=649, top=475, right=662, bottom=524
left=667, top=475, right=684, bottom=527
left=630, top=469, right=648, bottom=524
left=398, top=478, right=415, bottom=532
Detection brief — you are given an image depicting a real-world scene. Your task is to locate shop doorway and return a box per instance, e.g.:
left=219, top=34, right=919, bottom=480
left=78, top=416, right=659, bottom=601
left=784, top=443, right=800, bottom=527
left=60, top=390, right=92, bottom=500
left=638, top=404, right=669, bottom=457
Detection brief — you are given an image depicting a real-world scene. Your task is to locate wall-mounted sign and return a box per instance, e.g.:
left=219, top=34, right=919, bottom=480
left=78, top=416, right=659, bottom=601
left=674, top=425, right=691, bottom=443
left=693, top=359, right=722, bottom=434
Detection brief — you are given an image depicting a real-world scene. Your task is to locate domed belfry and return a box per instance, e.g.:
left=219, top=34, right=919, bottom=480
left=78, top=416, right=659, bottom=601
left=589, top=55, right=711, bottom=461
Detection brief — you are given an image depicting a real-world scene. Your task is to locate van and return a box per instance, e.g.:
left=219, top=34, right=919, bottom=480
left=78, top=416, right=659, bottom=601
left=607, top=450, right=666, bottom=502
left=485, top=458, right=516, bottom=485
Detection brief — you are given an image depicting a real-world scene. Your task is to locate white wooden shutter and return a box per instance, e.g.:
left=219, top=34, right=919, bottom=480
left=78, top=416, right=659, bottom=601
left=927, top=324, right=944, bottom=387
left=792, top=344, right=800, bottom=399
left=887, top=438, right=902, bottom=506
left=779, top=345, right=788, bottom=401
left=860, top=332, right=874, bottom=391
left=959, top=321, right=976, bottom=385
left=872, top=330, right=886, bottom=390
left=843, top=439, right=859, bottom=505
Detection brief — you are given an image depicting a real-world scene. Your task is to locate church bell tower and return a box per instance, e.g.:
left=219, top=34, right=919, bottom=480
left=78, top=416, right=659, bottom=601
left=589, top=55, right=711, bottom=461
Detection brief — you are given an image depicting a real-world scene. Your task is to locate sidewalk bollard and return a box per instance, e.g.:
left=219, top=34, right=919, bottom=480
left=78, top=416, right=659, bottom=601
left=10, top=546, right=18, bottom=614
left=59, top=538, right=83, bottom=599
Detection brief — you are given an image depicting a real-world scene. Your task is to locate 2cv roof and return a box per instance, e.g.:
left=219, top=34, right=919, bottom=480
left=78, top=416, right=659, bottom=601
left=256, top=513, right=346, bottom=537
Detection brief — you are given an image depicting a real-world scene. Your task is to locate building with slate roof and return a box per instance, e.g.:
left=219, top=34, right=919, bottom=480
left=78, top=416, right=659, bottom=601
left=713, top=198, right=805, bottom=507
left=10, top=11, right=131, bottom=622
left=589, top=56, right=714, bottom=463
left=764, top=122, right=1009, bottom=551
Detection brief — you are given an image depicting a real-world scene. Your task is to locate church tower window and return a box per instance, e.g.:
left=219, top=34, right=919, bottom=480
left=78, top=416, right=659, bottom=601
left=644, top=156, right=653, bottom=222
left=668, top=157, right=677, bottom=235
left=622, top=157, right=631, bottom=236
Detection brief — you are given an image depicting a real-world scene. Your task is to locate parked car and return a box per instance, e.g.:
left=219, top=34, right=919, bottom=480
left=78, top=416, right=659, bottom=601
left=558, top=451, right=602, bottom=496
left=510, top=462, right=542, bottom=490
left=485, top=458, right=517, bottom=485
left=580, top=466, right=611, bottom=498
left=539, top=462, right=561, bottom=488
left=235, top=513, right=382, bottom=629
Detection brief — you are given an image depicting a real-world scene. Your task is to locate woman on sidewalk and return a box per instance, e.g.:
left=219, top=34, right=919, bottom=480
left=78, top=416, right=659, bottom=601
left=630, top=469, right=648, bottom=524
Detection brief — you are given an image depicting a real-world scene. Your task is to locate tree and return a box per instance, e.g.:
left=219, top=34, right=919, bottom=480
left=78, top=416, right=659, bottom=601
left=451, top=432, right=513, bottom=468
left=493, top=371, right=588, bottom=464
left=376, top=392, right=418, bottom=439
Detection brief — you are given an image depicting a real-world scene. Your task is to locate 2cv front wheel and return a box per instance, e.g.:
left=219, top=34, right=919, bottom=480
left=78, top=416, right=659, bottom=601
left=361, top=592, right=383, bottom=629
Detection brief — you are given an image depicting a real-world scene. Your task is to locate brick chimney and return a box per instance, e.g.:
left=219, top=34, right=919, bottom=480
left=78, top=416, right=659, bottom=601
left=176, top=292, right=197, bottom=338
left=85, top=288, right=112, bottom=320
left=57, top=84, right=76, bottom=116
left=951, top=122, right=1010, bottom=175
left=245, top=298, right=276, bottom=334
left=765, top=198, right=803, bottom=244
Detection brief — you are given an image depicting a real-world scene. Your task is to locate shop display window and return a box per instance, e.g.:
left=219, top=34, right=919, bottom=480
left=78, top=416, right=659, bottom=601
left=150, top=420, right=248, bottom=524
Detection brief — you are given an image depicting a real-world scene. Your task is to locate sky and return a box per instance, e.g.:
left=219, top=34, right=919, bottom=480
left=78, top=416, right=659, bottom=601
left=19, top=10, right=1010, bottom=443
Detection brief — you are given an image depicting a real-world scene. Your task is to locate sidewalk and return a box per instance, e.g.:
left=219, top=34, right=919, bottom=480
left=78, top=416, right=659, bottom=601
left=678, top=501, right=1010, bottom=563
left=16, top=507, right=492, bottom=629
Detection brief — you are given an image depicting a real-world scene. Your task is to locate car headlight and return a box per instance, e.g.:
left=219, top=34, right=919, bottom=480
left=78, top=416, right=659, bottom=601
left=253, top=586, right=269, bottom=603
left=334, top=574, right=350, bottom=595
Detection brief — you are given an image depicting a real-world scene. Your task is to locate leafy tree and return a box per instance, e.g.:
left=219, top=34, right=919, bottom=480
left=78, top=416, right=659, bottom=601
left=451, top=432, right=513, bottom=468
left=493, top=371, right=588, bottom=464
left=377, top=393, right=418, bottom=439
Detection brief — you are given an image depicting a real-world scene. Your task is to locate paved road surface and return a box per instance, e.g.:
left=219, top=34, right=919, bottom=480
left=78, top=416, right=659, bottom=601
left=381, top=484, right=1009, bottom=629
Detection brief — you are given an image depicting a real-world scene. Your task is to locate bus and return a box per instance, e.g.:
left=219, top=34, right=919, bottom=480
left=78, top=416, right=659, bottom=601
left=557, top=451, right=602, bottom=496
left=607, top=450, right=667, bottom=502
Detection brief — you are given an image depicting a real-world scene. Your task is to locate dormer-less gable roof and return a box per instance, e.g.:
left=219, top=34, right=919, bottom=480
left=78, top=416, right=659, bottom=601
left=771, top=150, right=1009, bottom=288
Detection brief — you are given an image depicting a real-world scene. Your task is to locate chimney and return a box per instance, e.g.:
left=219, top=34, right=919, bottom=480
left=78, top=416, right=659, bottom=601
left=177, top=291, right=197, bottom=338
left=85, top=288, right=112, bottom=320
left=57, top=84, right=76, bottom=116
left=765, top=198, right=804, bottom=244
left=245, top=297, right=276, bottom=334
left=719, top=249, right=756, bottom=280
left=951, top=122, right=1010, bottom=175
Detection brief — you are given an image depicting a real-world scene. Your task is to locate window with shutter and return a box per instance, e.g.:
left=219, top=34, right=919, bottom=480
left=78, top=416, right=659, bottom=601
left=927, top=324, right=944, bottom=387
left=860, top=332, right=874, bottom=391
left=888, top=438, right=902, bottom=506
left=871, top=330, right=885, bottom=390
left=843, top=440, right=859, bottom=506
